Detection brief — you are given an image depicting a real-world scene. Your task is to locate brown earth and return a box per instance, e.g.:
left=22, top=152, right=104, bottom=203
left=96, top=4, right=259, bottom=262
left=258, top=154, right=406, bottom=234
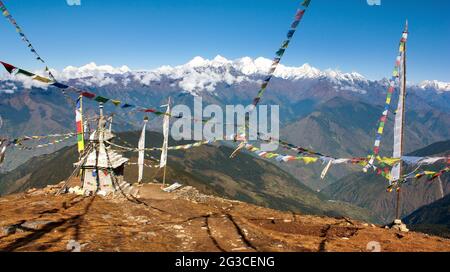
left=0, top=183, right=449, bottom=252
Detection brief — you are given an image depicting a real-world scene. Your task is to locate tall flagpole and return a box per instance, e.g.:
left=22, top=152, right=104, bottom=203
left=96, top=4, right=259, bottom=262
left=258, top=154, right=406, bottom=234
left=396, top=20, right=408, bottom=220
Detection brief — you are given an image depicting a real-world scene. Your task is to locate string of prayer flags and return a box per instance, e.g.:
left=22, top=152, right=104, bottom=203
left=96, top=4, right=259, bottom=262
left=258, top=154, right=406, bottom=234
left=407, top=166, right=449, bottom=181
left=17, top=135, right=75, bottom=151
left=241, top=143, right=391, bottom=182
left=257, top=132, right=327, bottom=157
left=127, top=162, right=159, bottom=169
left=427, top=167, right=449, bottom=181
left=390, top=166, right=450, bottom=192
left=236, top=142, right=405, bottom=182
left=242, top=143, right=322, bottom=165
left=0, top=61, right=57, bottom=87
left=249, top=0, right=312, bottom=110
left=241, top=131, right=447, bottom=171
left=0, top=1, right=55, bottom=79
left=365, top=27, right=409, bottom=171
left=4, top=132, right=77, bottom=148
left=105, top=139, right=215, bottom=152
left=414, top=170, right=439, bottom=180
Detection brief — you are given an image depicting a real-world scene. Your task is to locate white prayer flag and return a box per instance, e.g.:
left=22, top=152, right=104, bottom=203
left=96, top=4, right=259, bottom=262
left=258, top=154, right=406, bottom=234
left=0, top=143, right=7, bottom=166
left=160, top=98, right=171, bottom=168
left=138, top=119, right=147, bottom=182
left=320, top=159, right=333, bottom=179
left=391, top=52, right=406, bottom=183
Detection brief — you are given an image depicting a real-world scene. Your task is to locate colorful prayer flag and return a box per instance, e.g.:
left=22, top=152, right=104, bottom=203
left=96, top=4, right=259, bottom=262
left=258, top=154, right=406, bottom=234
left=94, top=96, right=109, bottom=103
left=75, top=96, right=85, bottom=153
left=81, top=92, right=96, bottom=99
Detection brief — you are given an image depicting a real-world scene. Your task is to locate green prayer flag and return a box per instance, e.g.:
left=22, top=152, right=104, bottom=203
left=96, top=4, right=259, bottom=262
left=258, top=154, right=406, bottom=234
left=17, top=69, right=35, bottom=77
left=302, top=0, right=311, bottom=7
left=94, top=96, right=109, bottom=103
left=257, top=88, right=266, bottom=97
left=276, top=49, right=285, bottom=57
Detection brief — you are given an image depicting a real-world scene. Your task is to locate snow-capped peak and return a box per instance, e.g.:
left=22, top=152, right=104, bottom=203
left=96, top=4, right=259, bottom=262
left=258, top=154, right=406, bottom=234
left=0, top=56, right=373, bottom=93
left=8, top=55, right=449, bottom=95
left=186, top=56, right=209, bottom=68
left=212, top=55, right=231, bottom=64
left=418, top=80, right=450, bottom=93
left=58, top=62, right=131, bottom=80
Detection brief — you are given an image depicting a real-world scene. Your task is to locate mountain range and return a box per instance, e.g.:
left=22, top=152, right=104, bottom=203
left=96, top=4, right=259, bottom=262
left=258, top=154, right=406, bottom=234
left=404, top=193, right=450, bottom=238
left=1, top=56, right=449, bottom=205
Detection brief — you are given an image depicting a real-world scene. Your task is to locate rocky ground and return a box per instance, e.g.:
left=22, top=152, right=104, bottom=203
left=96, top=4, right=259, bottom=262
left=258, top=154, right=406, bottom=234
left=0, top=183, right=449, bottom=252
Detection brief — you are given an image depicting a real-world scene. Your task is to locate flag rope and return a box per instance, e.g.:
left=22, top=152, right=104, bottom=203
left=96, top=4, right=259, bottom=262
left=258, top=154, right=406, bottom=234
left=0, top=0, right=55, bottom=79
left=249, top=0, right=312, bottom=110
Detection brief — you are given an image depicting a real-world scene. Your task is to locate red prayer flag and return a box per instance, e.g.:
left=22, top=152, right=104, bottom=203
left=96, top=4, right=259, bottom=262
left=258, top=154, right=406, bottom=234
left=0, top=61, right=16, bottom=73
left=295, top=9, right=305, bottom=20
left=81, top=92, right=96, bottom=99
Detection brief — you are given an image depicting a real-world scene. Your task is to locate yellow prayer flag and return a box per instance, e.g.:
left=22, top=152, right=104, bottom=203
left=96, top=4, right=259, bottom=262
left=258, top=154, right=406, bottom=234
left=33, top=75, right=52, bottom=83
left=302, top=157, right=318, bottom=164
left=377, top=157, right=400, bottom=166
left=111, top=100, right=121, bottom=106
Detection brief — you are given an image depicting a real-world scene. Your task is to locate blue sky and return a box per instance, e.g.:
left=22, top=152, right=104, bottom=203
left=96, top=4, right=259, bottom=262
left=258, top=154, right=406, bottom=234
left=1, top=0, right=449, bottom=82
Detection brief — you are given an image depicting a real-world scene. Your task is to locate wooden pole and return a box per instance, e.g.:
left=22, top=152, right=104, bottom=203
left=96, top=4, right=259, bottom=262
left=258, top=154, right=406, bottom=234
left=438, top=176, right=445, bottom=199
left=162, top=162, right=167, bottom=187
